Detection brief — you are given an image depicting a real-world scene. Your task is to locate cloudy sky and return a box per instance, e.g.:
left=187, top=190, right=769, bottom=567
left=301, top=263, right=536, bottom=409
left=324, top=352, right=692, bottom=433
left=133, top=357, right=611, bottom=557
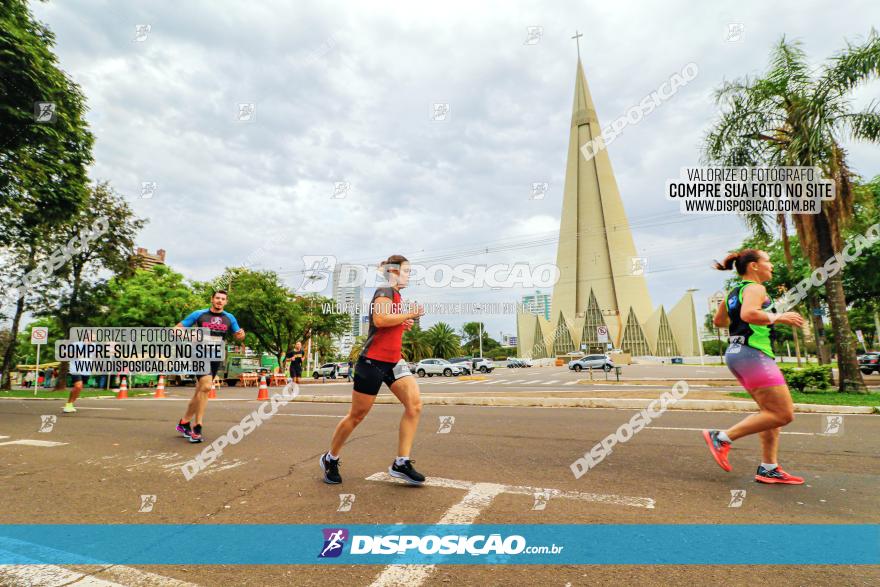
left=31, top=0, right=880, bottom=340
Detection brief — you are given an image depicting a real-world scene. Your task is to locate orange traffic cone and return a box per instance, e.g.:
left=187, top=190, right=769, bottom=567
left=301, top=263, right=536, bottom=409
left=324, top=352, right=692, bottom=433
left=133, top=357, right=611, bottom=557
left=256, top=374, right=269, bottom=400
left=117, top=375, right=129, bottom=399
left=154, top=375, right=166, bottom=398
left=208, top=379, right=217, bottom=399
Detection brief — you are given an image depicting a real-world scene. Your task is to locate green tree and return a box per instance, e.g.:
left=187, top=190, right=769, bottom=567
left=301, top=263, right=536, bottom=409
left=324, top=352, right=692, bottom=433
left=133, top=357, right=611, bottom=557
left=215, top=269, right=348, bottom=366
left=402, top=324, right=432, bottom=362
left=0, top=0, right=95, bottom=389
left=34, top=183, right=145, bottom=388
left=102, top=265, right=202, bottom=327
left=704, top=31, right=880, bottom=392
left=426, top=322, right=460, bottom=358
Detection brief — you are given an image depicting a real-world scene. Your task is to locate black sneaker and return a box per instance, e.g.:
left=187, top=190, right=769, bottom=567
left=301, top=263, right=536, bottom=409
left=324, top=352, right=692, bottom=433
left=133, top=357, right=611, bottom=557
left=320, top=453, right=342, bottom=484
left=177, top=420, right=191, bottom=438
left=389, top=459, right=425, bottom=485
left=188, top=424, right=203, bottom=443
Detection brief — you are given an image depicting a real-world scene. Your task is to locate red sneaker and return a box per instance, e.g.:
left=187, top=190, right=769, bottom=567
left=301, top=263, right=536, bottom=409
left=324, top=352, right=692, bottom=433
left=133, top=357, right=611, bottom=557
left=702, top=429, right=732, bottom=472
left=755, top=466, right=804, bottom=484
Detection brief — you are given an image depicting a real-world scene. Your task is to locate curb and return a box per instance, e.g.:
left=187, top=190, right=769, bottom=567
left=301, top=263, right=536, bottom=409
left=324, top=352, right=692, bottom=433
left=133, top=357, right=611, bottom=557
left=4, top=393, right=875, bottom=414
left=290, top=394, right=877, bottom=414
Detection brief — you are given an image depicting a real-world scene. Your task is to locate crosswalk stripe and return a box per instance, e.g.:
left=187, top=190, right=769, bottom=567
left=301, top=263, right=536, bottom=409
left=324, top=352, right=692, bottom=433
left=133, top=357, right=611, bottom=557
left=564, top=381, right=578, bottom=385
left=523, top=380, right=543, bottom=384
left=541, top=380, right=559, bottom=385
left=0, top=440, right=68, bottom=447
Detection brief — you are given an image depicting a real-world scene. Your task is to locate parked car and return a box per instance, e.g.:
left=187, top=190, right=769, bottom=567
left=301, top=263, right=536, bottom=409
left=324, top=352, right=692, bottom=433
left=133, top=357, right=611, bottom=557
left=858, top=352, right=880, bottom=374
left=312, top=362, right=343, bottom=379
left=568, top=354, right=614, bottom=372
left=506, top=357, right=532, bottom=368
left=415, top=359, right=464, bottom=377
left=449, top=356, right=495, bottom=373
left=448, top=357, right=472, bottom=375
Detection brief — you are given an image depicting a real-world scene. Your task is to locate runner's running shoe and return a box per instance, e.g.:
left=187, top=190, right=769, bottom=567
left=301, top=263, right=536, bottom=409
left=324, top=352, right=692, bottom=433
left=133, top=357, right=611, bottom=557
left=320, top=453, right=342, bottom=484
left=188, top=424, right=203, bottom=443
left=755, top=465, right=804, bottom=485
left=389, top=459, right=426, bottom=485
left=177, top=420, right=191, bottom=438
left=62, top=403, right=77, bottom=413
left=702, top=429, right=732, bottom=472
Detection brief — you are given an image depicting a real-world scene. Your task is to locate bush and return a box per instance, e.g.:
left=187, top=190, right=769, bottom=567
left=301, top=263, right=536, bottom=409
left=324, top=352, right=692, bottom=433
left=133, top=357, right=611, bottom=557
left=493, top=355, right=508, bottom=361
left=779, top=364, right=833, bottom=392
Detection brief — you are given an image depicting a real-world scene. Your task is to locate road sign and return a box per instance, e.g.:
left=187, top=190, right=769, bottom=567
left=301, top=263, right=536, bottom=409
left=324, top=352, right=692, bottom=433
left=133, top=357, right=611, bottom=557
left=31, top=327, right=48, bottom=345
left=597, top=325, right=609, bottom=343
left=30, top=327, right=49, bottom=397
left=855, top=330, right=864, bottom=343
left=580, top=343, right=587, bottom=350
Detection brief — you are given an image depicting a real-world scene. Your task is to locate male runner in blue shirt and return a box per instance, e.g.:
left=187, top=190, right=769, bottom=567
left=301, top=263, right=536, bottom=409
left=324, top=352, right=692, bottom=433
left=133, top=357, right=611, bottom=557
left=175, top=290, right=245, bottom=443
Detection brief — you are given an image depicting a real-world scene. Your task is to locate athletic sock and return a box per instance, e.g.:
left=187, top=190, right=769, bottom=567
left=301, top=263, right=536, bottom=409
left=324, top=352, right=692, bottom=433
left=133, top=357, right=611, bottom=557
left=760, top=462, right=778, bottom=471
left=179, top=419, right=189, bottom=425
left=327, top=452, right=339, bottom=461
left=395, top=456, right=410, bottom=466
left=717, top=431, right=732, bottom=443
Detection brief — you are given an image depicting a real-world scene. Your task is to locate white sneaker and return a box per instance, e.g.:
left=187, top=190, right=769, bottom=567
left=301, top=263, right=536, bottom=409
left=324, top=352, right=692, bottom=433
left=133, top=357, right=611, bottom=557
left=62, top=403, right=77, bottom=413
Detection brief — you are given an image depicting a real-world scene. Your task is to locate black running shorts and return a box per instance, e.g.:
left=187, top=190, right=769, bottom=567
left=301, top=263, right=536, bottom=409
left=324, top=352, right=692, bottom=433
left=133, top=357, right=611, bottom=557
left=208, top=361, right=222, bottom=378
left=290, top=363, right=303, bottom=378
left=353, top=357, right=412, bottom=396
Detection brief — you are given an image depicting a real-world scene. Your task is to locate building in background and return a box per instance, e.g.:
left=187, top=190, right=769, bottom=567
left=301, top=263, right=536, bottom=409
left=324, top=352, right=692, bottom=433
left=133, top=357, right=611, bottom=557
left=516, top=57, right=700, bottom=359
left=521, top=290, right=551, bottom=321
left=332, top=263, right=363, bottom=357
left=135, top=248, right=166, bottom=271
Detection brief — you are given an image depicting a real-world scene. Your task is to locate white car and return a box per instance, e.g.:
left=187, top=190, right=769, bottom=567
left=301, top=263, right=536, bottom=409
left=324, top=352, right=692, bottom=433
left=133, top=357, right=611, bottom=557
left=415, top=359, right=464, bottom=377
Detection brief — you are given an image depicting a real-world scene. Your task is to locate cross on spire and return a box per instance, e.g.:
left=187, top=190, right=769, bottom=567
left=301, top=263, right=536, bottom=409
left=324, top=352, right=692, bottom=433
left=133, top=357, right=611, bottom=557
left=571, top=30, right=583, bottom=59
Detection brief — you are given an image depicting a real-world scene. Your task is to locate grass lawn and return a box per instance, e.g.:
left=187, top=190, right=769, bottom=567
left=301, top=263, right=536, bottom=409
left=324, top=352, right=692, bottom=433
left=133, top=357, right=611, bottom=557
left=729, top=391, right=880, bottom=407
left=1, top=388, right=155, bottom=399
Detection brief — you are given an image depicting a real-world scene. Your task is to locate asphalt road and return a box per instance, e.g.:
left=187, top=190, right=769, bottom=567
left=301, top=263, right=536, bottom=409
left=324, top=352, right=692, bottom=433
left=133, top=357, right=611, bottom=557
left=1, top=384, right=877, bottom=586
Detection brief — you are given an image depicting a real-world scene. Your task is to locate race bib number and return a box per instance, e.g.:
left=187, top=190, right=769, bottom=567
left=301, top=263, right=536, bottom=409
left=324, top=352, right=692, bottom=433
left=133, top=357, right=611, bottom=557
left=393, top=360, right=412, bottom=380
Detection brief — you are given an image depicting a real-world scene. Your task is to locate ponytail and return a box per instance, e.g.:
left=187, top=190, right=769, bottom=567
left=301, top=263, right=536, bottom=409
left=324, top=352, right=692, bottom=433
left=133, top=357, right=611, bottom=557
left=713, top=248, right=762, bottom=275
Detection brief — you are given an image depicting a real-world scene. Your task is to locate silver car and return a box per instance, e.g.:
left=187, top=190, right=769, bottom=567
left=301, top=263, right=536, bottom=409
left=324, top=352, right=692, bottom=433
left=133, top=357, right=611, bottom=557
left=415, top=359, right=464, bottom=377
left=568, top=354, right=614, bottom=372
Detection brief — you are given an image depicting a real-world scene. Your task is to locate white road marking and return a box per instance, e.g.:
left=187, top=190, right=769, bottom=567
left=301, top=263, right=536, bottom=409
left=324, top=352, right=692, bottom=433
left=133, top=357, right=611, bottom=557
left=564, top=381, right=578, bottom=385
left=0, top=536, right=198, bottom=586
left=0, top=436, right=8, bottom=440
left=0, top=564, right=125, bottom=586
left=465, top=381, right=483, bottom=385
left=541, top=380, right=559, bottom=385
left=71, top=407, right=122, bottom=411
left=523, top=379, right=543, bottom=384
left=276, top=413, right=343, bottom=418
left=0, top=440, right=67, bottom=447
left=366, top=472, right=653, bottom=587
left=497, top=380, right=522, bottom=385
left=646, top=426, right=817, bottom=436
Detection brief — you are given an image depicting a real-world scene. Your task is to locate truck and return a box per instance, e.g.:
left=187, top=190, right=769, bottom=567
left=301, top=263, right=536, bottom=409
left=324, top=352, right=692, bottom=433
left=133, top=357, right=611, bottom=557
left=167, top=345, right=262, bottom=387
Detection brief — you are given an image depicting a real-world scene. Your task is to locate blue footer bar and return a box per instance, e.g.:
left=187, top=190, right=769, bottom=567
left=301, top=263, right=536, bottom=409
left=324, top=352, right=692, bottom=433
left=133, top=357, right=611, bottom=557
left=0, top=525, right=877, bottom=565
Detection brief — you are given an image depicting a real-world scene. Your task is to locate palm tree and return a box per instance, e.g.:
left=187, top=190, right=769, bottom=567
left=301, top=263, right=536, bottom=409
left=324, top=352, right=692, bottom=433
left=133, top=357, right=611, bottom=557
left=402, top=325, right=432, bottom=362
left=426, top=322, right=460, bottom=359
left=313, top=334, right=337, bottom=363
left=704, top=31, right=880, bottom=392
left=348, top=334, right=366, bottom=362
